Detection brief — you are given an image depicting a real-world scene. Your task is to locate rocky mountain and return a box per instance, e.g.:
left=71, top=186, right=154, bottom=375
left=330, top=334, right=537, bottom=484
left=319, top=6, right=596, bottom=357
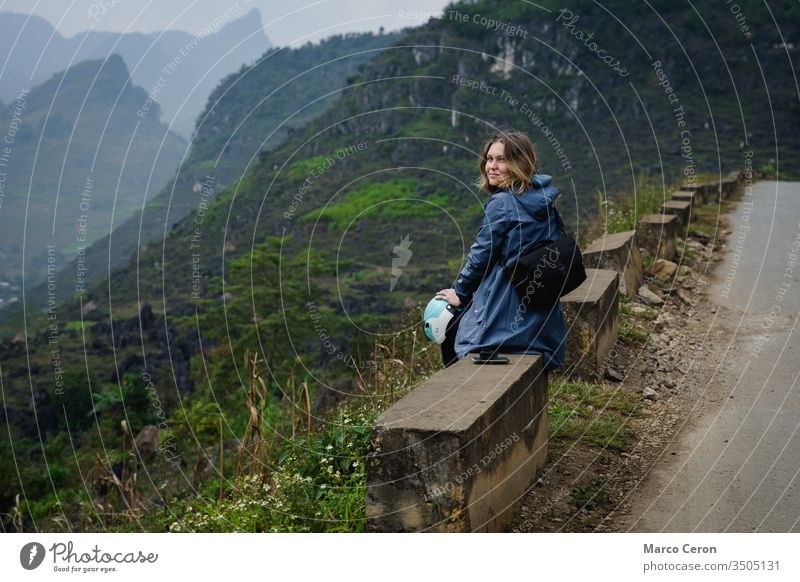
left=0, top=8, right=272, bottom=137
left=0, top=55, right=186, bottom=307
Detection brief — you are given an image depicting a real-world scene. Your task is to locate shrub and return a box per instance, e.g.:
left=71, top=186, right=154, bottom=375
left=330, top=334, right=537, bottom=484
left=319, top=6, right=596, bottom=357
left=167, top=405, right=375, bottom=532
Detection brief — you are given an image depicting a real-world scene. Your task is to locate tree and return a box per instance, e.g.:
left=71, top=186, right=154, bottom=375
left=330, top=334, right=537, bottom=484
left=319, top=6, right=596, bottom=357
left=195, top=237, right=330, bottom=402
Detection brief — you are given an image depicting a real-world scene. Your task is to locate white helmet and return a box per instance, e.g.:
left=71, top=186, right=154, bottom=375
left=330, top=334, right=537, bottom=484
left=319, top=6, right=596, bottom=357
left=423, top=297, right=459, bottom=344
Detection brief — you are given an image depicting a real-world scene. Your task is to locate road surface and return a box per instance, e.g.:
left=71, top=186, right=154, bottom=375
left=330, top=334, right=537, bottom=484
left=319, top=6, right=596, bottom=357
left=621, top=180, right=800, bottom=532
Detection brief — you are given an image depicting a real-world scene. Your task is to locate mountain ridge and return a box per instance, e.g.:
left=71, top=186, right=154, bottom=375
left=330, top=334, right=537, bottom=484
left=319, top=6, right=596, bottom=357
left=0, top=54, right=186, bottom=307
left=0, top=7, right=272, bottom=137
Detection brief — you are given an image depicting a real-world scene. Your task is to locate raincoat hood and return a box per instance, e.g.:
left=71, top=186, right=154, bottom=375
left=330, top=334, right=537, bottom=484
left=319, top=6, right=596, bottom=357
left=530, top=173, right=552, bottom=188
left=498, top=173, right=560, bottom=219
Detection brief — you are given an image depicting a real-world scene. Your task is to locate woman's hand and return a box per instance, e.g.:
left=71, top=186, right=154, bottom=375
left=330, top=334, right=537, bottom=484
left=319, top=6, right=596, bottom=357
left=435, top=288, right=462, bottom=307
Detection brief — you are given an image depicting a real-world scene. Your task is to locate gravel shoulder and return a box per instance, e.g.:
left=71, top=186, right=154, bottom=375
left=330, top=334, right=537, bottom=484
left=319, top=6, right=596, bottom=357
left=511, top=205, right=741, bottom=533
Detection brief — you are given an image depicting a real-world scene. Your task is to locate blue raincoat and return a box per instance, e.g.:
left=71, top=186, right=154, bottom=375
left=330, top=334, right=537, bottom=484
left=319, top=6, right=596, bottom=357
left=453, top=174, right=567, bottom=369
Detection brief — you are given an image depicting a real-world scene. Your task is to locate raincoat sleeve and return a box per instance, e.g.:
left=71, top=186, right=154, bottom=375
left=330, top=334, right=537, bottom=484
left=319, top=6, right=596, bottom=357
left=454, top=194, right=510, bottom=302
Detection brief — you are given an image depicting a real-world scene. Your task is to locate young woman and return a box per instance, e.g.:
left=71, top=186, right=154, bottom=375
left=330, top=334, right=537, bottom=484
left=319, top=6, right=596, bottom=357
left=435, top=131, right=567, bottom=370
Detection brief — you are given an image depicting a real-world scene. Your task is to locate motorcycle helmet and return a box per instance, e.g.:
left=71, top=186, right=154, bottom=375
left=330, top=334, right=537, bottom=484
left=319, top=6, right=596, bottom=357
left=423, top=297, right=460, bottom=344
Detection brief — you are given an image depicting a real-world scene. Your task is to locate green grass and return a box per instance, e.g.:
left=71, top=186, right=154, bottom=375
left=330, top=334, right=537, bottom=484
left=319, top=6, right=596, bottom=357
left=302, top=179, right=451, bottom=228
left=548, top=378, right=642, bottom=451
left=288, top=156, right=333, bottom=182
left=572, top=477, right=610, bottom=511
left=401, top=110, right=454, bottom=138
left=619, top=317, right=649, bottom=344
left=617, top=298, right=654, bottom=345
left=65, top=321, right=94, bottom=331
left=679, top=241, right=697, bottom=260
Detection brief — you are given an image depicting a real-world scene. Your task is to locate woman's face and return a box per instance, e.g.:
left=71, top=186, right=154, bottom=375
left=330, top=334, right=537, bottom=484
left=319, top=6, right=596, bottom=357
left=485, top=141, right=511, bottom=187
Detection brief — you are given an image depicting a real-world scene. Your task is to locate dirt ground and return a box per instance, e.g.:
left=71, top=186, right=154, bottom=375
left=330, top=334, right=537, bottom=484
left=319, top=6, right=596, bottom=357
left=511, top=221, right=737, bottom=533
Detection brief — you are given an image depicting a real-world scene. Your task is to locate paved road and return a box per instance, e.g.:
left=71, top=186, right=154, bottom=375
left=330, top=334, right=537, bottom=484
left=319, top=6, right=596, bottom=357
left=622, top=180, right=800, bottom=532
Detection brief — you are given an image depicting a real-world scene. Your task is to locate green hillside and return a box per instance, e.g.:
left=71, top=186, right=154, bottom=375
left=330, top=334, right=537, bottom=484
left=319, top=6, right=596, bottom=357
left=1, top=0, right=798, bottom=531
left=0, top=55, right=186, bottom=304
left=0, top=30, right=398, bottom=329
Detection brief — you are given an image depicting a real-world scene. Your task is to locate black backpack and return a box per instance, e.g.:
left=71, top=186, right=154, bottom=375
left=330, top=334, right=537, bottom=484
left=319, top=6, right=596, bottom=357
left=502, top=205, right=586, bottom=308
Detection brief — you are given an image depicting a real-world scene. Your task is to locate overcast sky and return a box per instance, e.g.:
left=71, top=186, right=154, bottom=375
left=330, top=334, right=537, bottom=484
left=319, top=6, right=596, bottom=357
left=0, top=0, right=454, bottom=46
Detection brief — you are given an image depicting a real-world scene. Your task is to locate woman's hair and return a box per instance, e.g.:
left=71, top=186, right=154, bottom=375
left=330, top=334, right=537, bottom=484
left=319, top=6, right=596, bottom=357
left=475, top=130, right=539, bottom=194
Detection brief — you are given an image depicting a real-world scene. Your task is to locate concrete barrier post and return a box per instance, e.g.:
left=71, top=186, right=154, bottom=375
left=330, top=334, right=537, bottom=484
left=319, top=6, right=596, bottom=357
left=581, top=230, right=642, bottom=298
left=682, top=183, right=707, bottom=205
left=661, top=200, right=692, bottom=235
left=366, top=355, right=549, bottom=532
left=560, top=268, right=620, bottom=379
left=721, top=178, right=736, bottom=198
left=671, top=190, right=698, bottom=209
left=638, top=213, right=679, bottom=260
left=706, top=183, right=722, bottom=204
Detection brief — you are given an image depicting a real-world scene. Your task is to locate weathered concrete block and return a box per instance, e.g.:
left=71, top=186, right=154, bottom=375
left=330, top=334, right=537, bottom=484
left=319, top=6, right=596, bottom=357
left=366, top=355, right=548, bottom=532
left=727, top=170, right=742, bottom=184
left=582, top=230, right=642, bottom=298
left=721, top=178, right=737, bottom=197
left=700, top=180, right=734, bottom=203
left=560, top=268, right=619, bottom=379
left=703, top=181, right=725, bottom=204
left=671, top=190, right=698, bottom=208
left=638, top=213, right=679, bottom=260
left=703, top=182, right=720, bottom=202
left=661, top=199, right=692, bottom=233
left=682, top=183, right=711, bottom=205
